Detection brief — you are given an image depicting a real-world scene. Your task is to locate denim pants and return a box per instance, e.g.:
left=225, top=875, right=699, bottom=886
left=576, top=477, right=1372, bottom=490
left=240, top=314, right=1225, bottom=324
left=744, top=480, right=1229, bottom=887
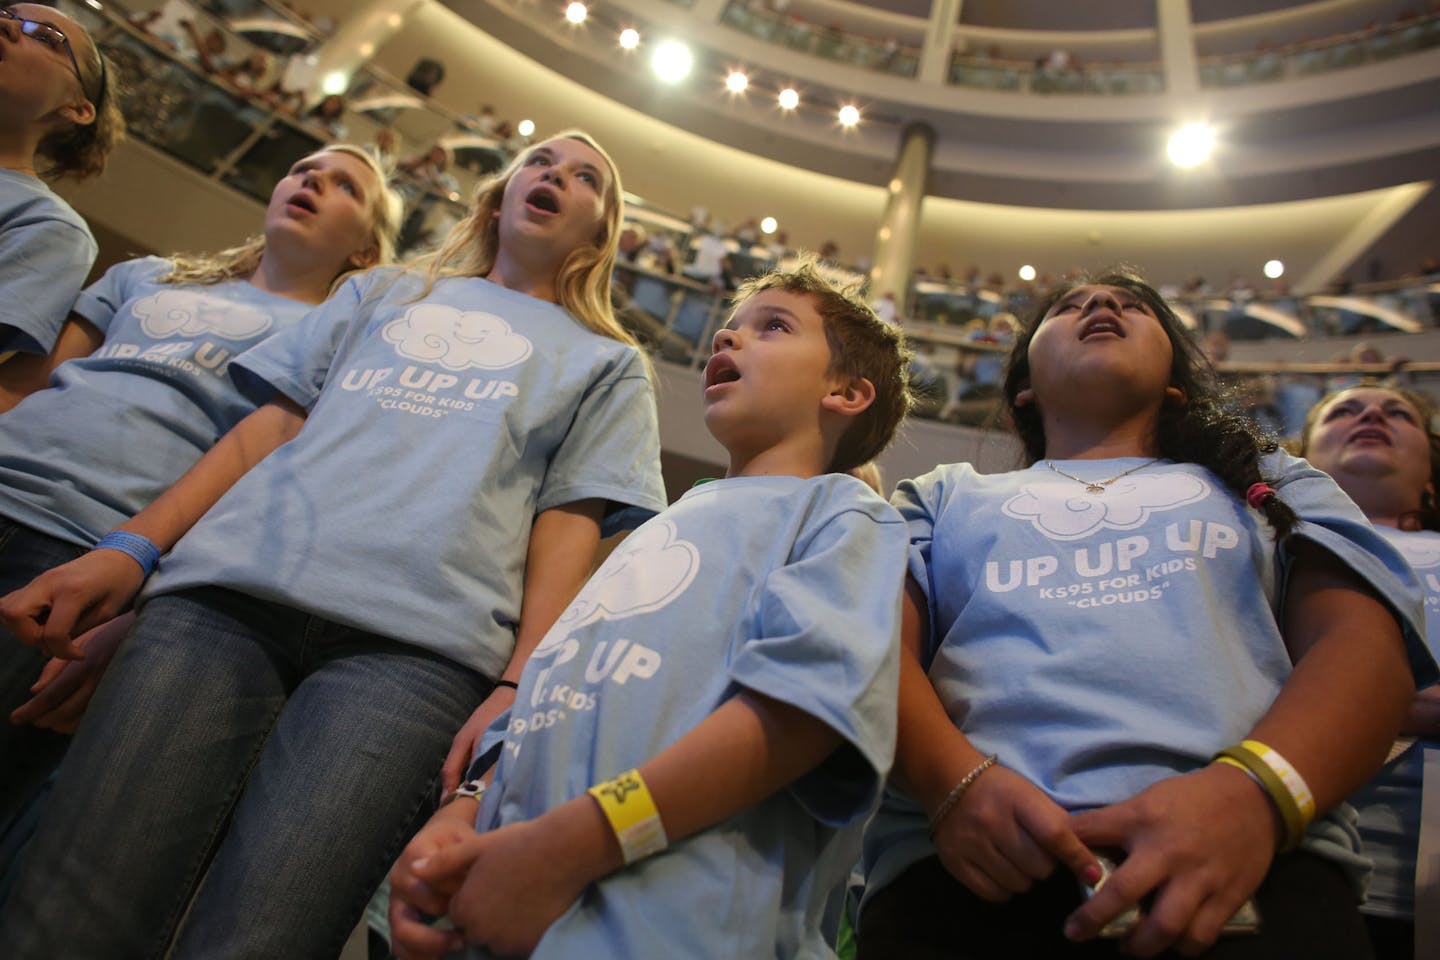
left=0, top=518, right=86, bottom=827
left=0, top=585, right=492, bottom=959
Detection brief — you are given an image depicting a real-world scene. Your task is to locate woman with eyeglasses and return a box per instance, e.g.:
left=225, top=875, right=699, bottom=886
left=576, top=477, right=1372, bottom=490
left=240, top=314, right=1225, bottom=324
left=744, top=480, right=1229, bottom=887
left=0, top=3, right=123, bottom=401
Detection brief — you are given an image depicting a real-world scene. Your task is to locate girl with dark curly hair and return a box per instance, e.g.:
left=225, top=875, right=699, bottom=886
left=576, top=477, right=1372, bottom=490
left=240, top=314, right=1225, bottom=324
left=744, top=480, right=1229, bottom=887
left=859, top=271, right=1433, bottom=959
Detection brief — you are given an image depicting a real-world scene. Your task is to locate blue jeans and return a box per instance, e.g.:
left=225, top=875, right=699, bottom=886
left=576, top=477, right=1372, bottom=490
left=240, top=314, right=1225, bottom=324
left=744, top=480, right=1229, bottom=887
left=0, top=586, right=492, bottom=959
left=0, top=518, right=86, bottom=827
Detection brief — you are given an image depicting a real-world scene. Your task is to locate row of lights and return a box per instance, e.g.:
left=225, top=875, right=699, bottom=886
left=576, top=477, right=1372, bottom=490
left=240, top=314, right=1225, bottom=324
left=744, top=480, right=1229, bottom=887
left=570, top=4, right=1225, bottom=161
left=564, top=5, right=862, bottom=126
left=1012, top=260, right=1285, bottom=281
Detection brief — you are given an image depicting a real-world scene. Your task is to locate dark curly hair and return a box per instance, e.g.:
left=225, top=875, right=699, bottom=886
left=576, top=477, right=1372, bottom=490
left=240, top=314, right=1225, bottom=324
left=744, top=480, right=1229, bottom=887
left=1298, top=381, right=1440, bottom=533
left=1001, top=268, right=1297, bottom=538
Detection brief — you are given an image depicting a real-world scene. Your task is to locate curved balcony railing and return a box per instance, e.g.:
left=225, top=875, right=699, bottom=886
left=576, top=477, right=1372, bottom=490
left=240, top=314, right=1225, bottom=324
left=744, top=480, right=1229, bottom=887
left=947, top=56, right=1165, bottom=95
left=719, top=1, right=921, bottom=78
left=1198, top=12, right=1440, bottom=88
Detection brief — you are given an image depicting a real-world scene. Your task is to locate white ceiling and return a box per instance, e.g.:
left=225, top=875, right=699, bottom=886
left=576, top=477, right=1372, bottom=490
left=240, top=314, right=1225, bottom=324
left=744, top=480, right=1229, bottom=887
left=299, top=0, right=1436, bottom=287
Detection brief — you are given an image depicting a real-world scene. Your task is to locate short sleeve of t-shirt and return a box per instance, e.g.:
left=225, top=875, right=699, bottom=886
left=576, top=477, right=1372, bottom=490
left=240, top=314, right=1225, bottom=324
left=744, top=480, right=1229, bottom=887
left=0, top=213, right=97, bottom=355
left=1268, top=450, right=1438, bottom=688
left=229, top=275, right=365, bottom=410
left=71, top=257, right=169, bottom=335
left=727, top=500, right=907, bottom=827
left=891, top=468, right=951, bottom=665
left=535, top=347, right=665, bottom=521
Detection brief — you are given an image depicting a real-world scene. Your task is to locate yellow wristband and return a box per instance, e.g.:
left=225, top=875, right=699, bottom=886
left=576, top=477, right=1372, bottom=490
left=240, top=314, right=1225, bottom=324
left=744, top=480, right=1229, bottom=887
left=1213, top=741, right=1313, bottom=851
left=588, top=769, right=668, bottom=864
left=1240, top=739, right=1316, bottom=823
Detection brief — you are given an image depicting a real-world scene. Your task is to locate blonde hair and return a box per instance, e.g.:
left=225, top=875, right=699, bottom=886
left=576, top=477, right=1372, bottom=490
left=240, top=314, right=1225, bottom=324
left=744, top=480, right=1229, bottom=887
left=409, top=131, right=641, bottom=360
left=162, top=145, right=402, bottom=289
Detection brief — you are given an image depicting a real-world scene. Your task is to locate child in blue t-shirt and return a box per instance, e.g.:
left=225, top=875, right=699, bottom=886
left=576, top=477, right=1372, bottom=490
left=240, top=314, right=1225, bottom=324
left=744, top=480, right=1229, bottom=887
left=0, top=144, right=401, bottom=821
left=0, top=3, right=122, bottom=389
left=386, top=258, right=914, bottom=959
left=1298, top=384, right=1440, bottom=959
left=859, top=271, right=1436, bottom=959
left=0, top=133, right=667, bottom=959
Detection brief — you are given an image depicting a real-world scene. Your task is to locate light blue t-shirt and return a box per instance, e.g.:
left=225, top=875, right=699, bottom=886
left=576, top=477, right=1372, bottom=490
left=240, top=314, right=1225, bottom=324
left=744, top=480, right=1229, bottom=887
left=474, top=474, right=906, bottom=959
left=1351, top=525, right=1440, bottom=920
left=0, top=257, right=313, bottom=546
left=143, top=270, right=668, bottom=678
left=0, top=169, right=96, bottom=355
left=863, top=451, right=1435, bottom=906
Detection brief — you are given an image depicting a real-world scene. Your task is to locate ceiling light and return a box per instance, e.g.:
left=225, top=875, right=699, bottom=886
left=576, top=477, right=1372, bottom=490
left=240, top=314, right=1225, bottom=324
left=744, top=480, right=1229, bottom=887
left=726, top=71, right=748, bottom=93
left=652, top=41, right=693, bottom=84
left=1264, top=259, right=1284, bottom=279
left=1018, top=264, right=1036, bottom=282
left=321, top=71, right=348, bottom=95
left=619, top=28, right=640, bottom=49
left=518, top=119, right=535, bottom=137
left=778, top=87, right=799, bottom=110
left=838, top=104, right=860, bottom=127
left=1167, top=123, right=1214, bottom=168
left=760, top=217, right=777, bottom=234
left=565, top=2, right=587, bottom=24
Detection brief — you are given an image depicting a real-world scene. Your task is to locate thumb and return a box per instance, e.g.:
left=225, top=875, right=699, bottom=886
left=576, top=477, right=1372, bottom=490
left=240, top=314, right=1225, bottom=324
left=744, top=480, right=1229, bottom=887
left=414, top=835, right=482, bottom=885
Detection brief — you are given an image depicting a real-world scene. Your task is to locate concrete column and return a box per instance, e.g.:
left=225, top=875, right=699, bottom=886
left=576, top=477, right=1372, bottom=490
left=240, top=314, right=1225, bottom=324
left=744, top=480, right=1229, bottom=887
left=301, top=0, right=426, bottom=107
left=1156, top=0, right=1199, bottom=94
left=918, top=0, right=962, bottom=85
left=869, top=122, right=934, bottom=316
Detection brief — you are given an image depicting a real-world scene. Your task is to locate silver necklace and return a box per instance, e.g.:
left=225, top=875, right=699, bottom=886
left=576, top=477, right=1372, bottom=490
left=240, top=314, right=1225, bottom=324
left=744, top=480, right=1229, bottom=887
left=1043, top=457, right=1162, bottom=495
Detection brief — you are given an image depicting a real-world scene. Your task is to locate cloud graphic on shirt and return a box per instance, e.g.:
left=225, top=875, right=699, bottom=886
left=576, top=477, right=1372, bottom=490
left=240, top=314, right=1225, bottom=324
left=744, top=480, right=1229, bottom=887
left=1002, top=471, right=1211, bottom=541
left=131, top=289, right=272, bottom=341
left=1392, top=537, right=1440, bottom=570
left=382, top=304, right=533, bottom=371
left=528, top=519, right=700, bottom=704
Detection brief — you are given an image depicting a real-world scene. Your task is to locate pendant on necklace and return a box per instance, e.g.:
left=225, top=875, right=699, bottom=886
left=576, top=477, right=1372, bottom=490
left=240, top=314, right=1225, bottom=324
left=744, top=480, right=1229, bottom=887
left=1085, top=484, right=1106, bottom=494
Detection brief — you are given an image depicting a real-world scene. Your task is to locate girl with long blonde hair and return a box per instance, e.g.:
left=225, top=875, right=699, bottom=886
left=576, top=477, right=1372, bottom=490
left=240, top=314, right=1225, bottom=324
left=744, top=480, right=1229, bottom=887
left=0, top=143, right=400, bottom=825
left=0, top=131, right=666, bottom=959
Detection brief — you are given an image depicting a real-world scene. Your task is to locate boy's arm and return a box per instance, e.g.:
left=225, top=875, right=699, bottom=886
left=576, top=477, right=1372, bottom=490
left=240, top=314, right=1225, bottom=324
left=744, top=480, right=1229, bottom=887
left=1067, top=540, right=1414, bottom=957
left=430, top=688, right=843, bottom=957
left=0, top=315, right=103, bottom=411
left=0, top=397, right=307, bottom=656
left=440, top=499, right=604, bottom=793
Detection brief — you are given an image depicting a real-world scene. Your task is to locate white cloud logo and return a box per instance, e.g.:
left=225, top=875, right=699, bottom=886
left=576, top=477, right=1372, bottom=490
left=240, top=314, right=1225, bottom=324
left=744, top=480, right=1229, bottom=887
left=1002, top=471, right=1211, bottom=541
left=132, top=290, right=272, bottom=341
left=528, top=518, right=699, bottom=702
left=1392, top=536, right=1440, bottom=570
left=382, top=304, right=533, bottom=371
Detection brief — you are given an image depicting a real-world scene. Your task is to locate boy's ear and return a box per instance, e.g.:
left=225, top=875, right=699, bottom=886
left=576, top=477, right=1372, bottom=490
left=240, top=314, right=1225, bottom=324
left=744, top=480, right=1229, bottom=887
left=821, top=376, right=876, bottom=418
left=1164, top=384, right=1188, bottom=408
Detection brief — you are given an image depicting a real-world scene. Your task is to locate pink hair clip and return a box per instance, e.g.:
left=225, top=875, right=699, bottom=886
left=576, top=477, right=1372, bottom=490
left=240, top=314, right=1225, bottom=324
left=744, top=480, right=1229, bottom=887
left=1246, top=482, right=1277, bottom=510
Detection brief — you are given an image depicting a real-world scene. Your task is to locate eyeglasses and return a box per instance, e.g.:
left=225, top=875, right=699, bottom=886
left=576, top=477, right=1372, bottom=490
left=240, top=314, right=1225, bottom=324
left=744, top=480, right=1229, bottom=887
left=0, top=7, right=102, bottom=105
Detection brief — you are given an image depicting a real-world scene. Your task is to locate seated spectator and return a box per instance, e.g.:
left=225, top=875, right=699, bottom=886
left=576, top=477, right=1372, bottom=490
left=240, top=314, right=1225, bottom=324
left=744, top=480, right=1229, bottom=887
left=683, top=229, right=732, bottom=292
left=405, top=56, right=445, bottom=96
left=304, top=93, right=348, bottom=140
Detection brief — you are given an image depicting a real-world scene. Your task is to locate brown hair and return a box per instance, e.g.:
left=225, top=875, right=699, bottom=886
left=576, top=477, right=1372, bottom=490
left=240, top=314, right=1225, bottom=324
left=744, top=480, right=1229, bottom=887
left=729, top=255, right=913, bottom=473
left=37, top=37, right=122, bottom=181
left=1297, top=381, right=1440, bottom=532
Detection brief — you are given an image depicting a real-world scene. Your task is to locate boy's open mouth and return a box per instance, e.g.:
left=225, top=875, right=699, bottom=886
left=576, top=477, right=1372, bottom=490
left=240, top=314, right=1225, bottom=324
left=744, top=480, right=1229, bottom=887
left=704, top=354, right=741, bottom=389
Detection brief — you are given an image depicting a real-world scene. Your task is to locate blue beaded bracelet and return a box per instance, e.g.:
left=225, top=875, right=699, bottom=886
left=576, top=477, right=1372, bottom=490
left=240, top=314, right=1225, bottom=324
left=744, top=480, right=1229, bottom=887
left=94, top=531, right=161, bottom=577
